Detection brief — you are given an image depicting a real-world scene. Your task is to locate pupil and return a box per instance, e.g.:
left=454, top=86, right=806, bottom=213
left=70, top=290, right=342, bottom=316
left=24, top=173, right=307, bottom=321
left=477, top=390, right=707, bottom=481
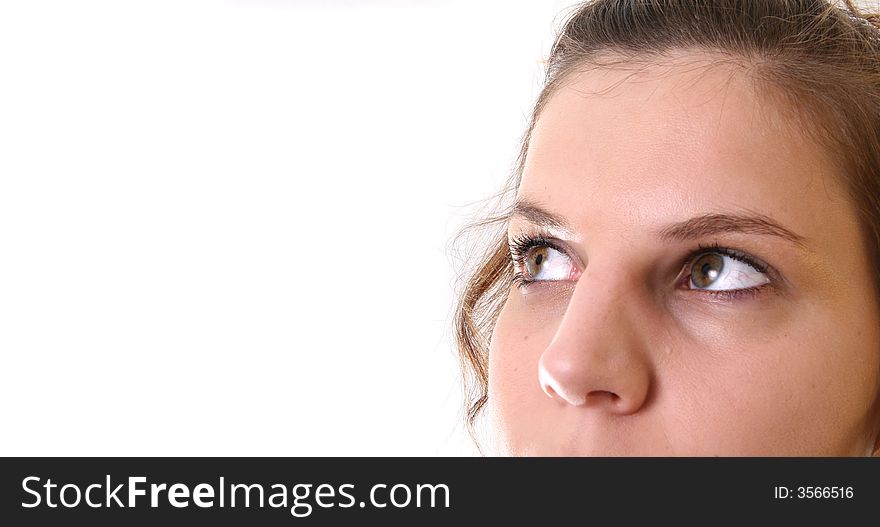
left=693, top=253, right=723, bottom=288
left=535, top=253, right=543, bottom=266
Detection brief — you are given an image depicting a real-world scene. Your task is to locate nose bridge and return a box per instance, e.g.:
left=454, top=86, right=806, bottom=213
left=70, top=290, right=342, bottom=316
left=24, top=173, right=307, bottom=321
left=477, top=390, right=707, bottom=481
left=537, top=256, right=653, bottom=414
left=564, top=259, right=632, bottom=340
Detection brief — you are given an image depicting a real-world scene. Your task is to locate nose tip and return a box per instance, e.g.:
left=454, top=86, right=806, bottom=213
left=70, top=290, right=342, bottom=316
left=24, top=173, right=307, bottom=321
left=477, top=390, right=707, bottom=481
left=538, top=350, right=649, bottom=415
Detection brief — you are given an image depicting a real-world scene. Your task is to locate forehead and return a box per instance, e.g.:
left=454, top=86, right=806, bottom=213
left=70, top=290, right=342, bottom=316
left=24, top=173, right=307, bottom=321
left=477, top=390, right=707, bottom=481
left=518, top=52, right=849, bottom=241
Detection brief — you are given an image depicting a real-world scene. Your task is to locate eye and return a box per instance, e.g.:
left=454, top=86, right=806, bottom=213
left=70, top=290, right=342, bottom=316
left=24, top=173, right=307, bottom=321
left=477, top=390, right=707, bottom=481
left=687, top=250, right=770, bottom=292
left=521, top=245, right=572, bottom=281
left=509, top=234, right=577, bottom=287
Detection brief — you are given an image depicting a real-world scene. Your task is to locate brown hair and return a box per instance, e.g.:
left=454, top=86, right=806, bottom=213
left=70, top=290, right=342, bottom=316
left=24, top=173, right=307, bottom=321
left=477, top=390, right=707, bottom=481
left=452, top=0, right=880, bottom=450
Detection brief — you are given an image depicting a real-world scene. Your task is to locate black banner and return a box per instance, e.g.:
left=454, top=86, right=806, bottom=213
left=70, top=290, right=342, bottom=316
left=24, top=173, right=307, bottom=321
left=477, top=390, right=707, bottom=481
left=1, top=458, right=875, bottom=524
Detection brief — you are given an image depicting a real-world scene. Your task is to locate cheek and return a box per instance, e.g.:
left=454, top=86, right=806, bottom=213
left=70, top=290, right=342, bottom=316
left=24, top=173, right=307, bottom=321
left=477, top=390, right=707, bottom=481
left=670, top=302, right=880, bottom=455
left=488, top=298, right=541, bottom=402
left=486, top=293, right=562, bottom=436
left=775, top=309, right=880, bottom=453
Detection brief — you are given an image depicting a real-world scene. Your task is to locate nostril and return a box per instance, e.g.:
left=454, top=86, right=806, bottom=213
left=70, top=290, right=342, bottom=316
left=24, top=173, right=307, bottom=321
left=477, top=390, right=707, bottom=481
left=542, top=382, right=558, bottom=400
left=587, top=390, right=621, bottom=406
left=541, top=373, right=623, bottom=406
left=593, top=390, right=620, bottom=401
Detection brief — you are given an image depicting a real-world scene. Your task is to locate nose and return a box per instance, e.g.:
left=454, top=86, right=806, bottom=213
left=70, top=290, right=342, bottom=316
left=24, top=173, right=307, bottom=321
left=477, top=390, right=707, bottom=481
left=537, top=267, right=653, bottom=415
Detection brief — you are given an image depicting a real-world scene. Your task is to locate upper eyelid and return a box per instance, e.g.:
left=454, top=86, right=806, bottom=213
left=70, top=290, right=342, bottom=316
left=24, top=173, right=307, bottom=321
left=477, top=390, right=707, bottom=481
left=684, top=245, right=778, bottom=283
left=509, top=234, right=579, bottom=265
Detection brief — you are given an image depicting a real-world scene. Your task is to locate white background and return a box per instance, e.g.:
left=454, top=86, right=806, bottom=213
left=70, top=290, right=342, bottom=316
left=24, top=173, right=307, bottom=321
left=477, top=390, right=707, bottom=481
left=0, top=0, right=581, bottom=456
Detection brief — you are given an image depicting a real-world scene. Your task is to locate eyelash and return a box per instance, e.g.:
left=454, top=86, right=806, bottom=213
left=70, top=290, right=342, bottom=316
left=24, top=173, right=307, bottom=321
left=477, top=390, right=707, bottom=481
left=508, top=235, right=774, bottom=300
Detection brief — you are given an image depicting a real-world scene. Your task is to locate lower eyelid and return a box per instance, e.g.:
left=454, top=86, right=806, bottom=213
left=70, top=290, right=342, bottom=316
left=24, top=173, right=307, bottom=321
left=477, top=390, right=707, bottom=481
left=698, top=285, right=767, bottom=300
left=680, top=275, right=775, bottom=301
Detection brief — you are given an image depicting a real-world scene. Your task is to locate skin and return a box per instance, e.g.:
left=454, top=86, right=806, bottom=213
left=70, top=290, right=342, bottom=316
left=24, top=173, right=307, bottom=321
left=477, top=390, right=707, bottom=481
left=486, top=51, right=880, bottom=456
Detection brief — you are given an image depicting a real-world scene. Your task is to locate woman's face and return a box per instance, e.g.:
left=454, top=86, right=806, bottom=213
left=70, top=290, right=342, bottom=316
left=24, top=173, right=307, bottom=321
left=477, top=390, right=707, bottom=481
left=486, top=52, right=880, bottom=455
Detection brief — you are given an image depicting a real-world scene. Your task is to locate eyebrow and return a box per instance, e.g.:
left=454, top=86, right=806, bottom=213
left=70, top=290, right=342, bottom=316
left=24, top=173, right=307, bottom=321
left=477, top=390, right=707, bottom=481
left=510, top=199, right=808, bottom=249
left=655, top=211, right=808, bottom=249
left=510, top=200, right=573, bottom=232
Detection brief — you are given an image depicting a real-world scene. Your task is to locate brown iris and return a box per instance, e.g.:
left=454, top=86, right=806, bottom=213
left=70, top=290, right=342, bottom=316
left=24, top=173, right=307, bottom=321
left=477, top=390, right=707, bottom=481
left=691, top=253, right=724, bottom=288
left=525, top=247, right=549, bottom=278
